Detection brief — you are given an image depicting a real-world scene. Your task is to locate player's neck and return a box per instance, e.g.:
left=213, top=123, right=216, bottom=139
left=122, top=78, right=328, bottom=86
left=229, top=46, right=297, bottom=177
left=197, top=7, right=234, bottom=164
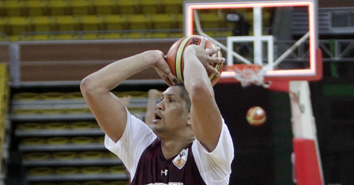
left=160, top=137, right=193, bottom=159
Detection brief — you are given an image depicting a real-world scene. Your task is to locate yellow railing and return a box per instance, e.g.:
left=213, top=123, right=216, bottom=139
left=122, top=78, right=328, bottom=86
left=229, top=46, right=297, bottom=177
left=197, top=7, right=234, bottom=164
left=0, top=64, right=9, bottom=174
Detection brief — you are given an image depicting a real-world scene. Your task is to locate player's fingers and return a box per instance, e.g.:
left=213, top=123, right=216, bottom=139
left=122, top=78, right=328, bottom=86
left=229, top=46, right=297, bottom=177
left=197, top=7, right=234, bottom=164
left=216, top=57, right=225, bottom=64
left=165, top=74, right=178, bottom=86
left=206, top=46, right=219, bottom=55
left=160, top=74, right=172, bottom=86
left=161, top=67, right=178, bottom=84
left=165, top=79, right=173, bottom=86
left=207, top=56, right=225, bottom=64
left=200, top=37, right=206, bottom=48
left=168, top=74, right=178, bottom=85
left=159, top=68, right=178, bottom=86
left=204, top=64, right=220, bottom=76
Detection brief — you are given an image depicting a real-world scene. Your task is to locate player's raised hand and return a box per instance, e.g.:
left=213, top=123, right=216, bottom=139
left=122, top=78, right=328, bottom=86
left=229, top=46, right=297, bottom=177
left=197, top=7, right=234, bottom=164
left=186, top=38, right=224, bottom=76
left=152, top=50, right=178, bottom=86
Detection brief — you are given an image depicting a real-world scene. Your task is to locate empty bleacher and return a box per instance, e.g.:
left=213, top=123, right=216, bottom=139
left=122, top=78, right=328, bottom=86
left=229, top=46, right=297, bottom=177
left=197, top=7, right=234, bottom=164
left=0, top=0, right=186, bottom=41
left=0, top=0, right=276, bottom=41
left=10, top=89, right=157, bottom=185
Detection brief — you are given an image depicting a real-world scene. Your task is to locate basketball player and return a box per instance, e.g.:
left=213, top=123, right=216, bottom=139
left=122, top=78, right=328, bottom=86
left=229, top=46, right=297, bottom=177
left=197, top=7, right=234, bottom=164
left=80, top=38, right=234, bottom=184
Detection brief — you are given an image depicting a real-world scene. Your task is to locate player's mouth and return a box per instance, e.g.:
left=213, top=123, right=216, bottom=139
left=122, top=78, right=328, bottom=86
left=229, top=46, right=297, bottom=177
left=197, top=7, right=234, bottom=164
left=153, top=111, right=162, bottom=123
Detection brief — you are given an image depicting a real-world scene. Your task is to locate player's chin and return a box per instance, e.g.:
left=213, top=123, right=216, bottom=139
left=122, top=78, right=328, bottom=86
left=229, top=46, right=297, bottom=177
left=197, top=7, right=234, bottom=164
left=152, top=119, right=162, bottom=125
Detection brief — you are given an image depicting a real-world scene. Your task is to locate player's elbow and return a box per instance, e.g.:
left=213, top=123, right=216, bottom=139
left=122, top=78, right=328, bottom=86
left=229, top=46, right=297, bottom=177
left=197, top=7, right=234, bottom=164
left=189, top=79, right=213, bottom=101
left=80, top=75, right=102, bottom=97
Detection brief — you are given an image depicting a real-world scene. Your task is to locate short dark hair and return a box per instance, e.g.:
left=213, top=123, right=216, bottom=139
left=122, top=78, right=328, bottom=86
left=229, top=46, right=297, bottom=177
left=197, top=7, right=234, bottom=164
left=173, top=83, right=191, bottom=112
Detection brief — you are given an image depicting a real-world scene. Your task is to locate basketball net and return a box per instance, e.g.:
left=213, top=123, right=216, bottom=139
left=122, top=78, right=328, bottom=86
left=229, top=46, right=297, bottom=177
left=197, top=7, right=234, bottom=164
left=225, top=64, right=265, bottom=87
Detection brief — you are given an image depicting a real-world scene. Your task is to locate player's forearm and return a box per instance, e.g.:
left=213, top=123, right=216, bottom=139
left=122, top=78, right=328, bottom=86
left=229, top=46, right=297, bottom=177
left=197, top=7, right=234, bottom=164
left=183, top=47, right=213, bottom=96
left=81, top=50, right=160, bottom=95
left=183, top=46, right=222, bottom=152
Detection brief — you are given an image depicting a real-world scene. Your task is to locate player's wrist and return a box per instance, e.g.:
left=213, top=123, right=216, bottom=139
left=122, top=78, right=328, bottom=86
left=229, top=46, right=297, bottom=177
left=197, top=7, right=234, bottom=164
left=184, top=46, right=197, bottom=56
left=143, top=50, right=164, bottom=66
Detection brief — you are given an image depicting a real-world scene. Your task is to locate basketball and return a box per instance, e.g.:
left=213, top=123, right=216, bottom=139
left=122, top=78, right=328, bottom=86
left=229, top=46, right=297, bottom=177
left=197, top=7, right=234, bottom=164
left=166, top=35, right=223, bottom=86
left=246, top=106, right=266, bottom=126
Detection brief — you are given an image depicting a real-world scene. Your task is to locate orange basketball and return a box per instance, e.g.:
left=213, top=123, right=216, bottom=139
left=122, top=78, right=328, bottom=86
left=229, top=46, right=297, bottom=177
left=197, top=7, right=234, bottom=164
left=246, top=106, right=266, bottom=126
left=166, top=35, right=223, bottom=86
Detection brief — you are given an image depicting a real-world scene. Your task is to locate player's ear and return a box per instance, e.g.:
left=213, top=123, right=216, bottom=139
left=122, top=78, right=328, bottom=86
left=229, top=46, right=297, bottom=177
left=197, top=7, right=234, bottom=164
left=186, top=113, right=192, bottom=126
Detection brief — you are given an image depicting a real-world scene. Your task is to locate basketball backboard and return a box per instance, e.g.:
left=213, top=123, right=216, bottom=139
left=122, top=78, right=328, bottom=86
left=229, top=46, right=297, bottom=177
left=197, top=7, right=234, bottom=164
left=183, top=0, right=322, bottom=84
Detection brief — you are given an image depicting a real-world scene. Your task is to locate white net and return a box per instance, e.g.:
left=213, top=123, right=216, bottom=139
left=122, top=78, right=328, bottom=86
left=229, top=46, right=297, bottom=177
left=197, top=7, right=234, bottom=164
left=232, top=65, right=264, bottom=87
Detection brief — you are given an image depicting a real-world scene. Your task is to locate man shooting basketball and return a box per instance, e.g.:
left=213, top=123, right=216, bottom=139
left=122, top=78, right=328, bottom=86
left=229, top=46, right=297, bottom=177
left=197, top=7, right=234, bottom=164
left=80, top=38, right=234, bottom=184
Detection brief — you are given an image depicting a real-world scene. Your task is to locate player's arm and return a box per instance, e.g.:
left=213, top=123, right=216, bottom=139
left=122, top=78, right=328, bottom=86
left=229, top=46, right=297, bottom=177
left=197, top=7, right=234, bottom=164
left=183, top=38, right=225, bottom=152
left=80, top=50, right=176, bottom=142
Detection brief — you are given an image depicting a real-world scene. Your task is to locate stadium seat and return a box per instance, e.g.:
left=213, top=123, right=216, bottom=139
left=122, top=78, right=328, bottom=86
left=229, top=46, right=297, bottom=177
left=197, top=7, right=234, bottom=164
left=3, top=1, right=26, bottom=16
left=48, top=0, right=69, bottom=16
left=68, top=0, right=92, bottom=15
left=101, top=15, right=127, bottom=30
left=0, top=19, right=6, bottom=36
left=7, top=35, right=19, bottom=42
left=150, top=14, right=176, bottom=30
left=41, top=92, right=65, bottom=99
left=81, top=33, right=99, bottom=40
left=70, top=121, right=97, bottom=129
left=174, top=13, right=184, bottom=29
left=199, top=13, right=224, bottom=29
left=54, top=16, right=79, bottom=31
left=93, top=0, right=116, bottom=15
left=24, top=152, right=50, bottom=160
left=30, top=16, right=53, bottom=33
left=7, top=17, right=30, bottom=36
left=127, top=14, right=151, bottom=30
left=26, top=0, right=48, bottom=16
left=28, top=167, right=52, bottom=175
left=44, top=122, right=68, bottom=129
left=160, top=0, right=183, bottom=14
left=122, top=32, right=143, bottom=39
left=79, top=15, right=102, bottom=31
left=55, top=166, right=79, bottom=174
left=117, top=0, right=138, bottom=14
left=169, top=32, right=184, bottom=38
left=139, top=0, right=161, bottom=14
left=0, top=2, right=5, bottom=17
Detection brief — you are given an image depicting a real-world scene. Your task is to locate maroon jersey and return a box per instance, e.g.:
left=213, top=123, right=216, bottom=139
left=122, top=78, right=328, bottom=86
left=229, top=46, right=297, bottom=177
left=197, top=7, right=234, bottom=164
left=131, top=138, right=207, bottom=185
left=105, top=110, right=234, bottom=185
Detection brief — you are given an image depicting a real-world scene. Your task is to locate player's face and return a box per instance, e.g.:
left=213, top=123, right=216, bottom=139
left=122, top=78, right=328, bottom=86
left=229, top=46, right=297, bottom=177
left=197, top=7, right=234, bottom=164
left=152, top=86, right=190, bottom=135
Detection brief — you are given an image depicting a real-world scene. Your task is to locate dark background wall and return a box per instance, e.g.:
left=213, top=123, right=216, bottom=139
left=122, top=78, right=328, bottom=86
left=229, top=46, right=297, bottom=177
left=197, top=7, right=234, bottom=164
left=214, top=84, right=274, bottom=185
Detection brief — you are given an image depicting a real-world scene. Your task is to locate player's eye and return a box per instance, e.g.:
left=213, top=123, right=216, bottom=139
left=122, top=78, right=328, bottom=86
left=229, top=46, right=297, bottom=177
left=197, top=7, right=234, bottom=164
left=169, top=97, right=176, bottom=103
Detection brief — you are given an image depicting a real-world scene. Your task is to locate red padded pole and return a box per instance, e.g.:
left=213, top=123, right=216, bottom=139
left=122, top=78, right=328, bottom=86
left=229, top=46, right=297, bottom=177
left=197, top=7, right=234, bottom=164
left=293, top=138, right=324, bottom=185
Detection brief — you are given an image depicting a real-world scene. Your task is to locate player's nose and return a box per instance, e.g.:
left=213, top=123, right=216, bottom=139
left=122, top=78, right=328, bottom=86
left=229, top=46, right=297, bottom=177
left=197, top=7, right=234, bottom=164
left=156, top=101, right=164, bottom=111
